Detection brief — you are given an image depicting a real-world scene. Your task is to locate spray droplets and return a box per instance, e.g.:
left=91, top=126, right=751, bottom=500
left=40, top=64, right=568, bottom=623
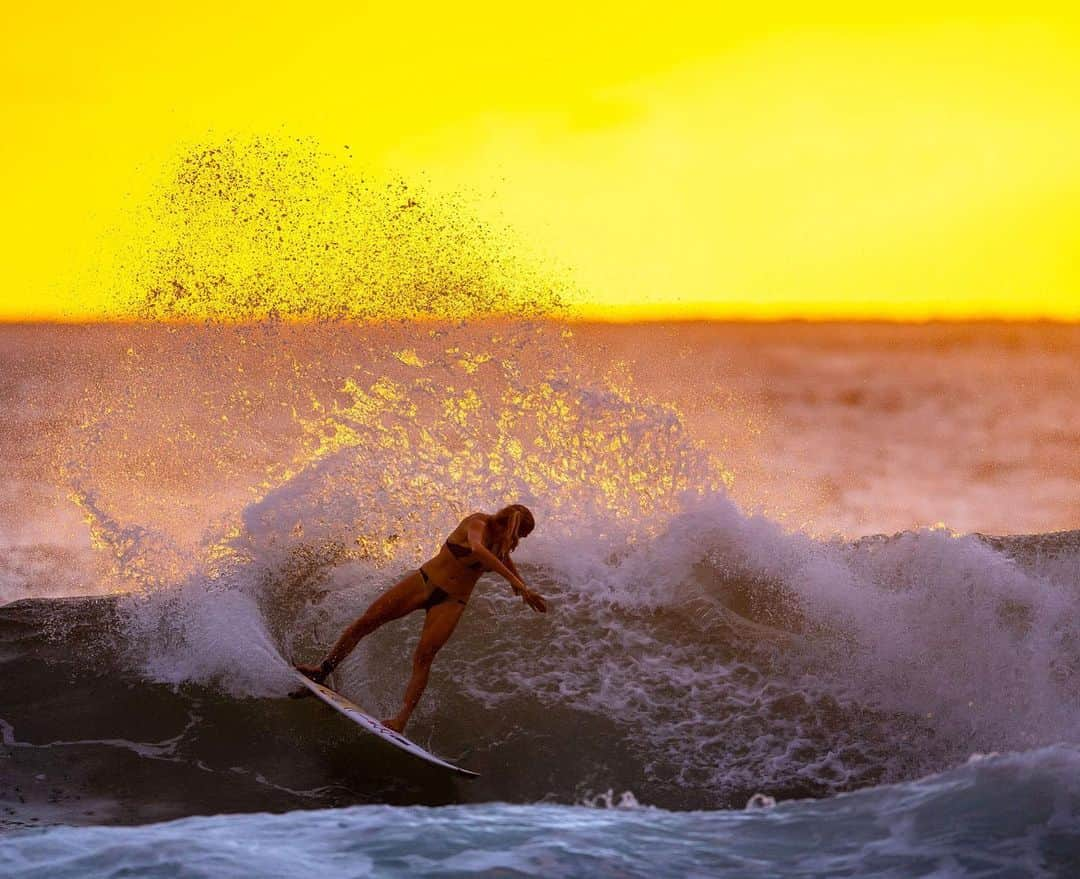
left=107, top=136, right=568, bottom=323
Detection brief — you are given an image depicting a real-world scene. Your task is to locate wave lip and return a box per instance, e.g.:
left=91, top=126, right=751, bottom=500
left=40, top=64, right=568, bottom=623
left=2, top=746, right=1078, bottom=879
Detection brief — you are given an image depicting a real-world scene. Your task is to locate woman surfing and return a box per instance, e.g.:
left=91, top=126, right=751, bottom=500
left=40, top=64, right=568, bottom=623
left=294, top=504, right=545, bottom=733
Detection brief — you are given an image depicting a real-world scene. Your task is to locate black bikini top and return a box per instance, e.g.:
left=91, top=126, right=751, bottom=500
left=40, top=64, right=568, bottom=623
left=445, top=539, right=485, bottom=570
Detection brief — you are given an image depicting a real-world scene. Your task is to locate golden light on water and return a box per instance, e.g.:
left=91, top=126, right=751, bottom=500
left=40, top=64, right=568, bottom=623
left=3, top=4, right=1079, bottom=321
left=59, top=321, right=737, bottom=590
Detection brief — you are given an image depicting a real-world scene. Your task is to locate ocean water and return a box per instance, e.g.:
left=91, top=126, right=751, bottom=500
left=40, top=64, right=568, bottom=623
left=1, top=320, right=1079, bottom=876
left=3, top=746, right=1079, bottom=878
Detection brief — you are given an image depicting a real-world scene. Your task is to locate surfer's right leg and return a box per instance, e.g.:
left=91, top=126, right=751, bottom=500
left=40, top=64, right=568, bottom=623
left=295, top=570, right=429, bottom=686
left=382, top=599, right=466, bottom=732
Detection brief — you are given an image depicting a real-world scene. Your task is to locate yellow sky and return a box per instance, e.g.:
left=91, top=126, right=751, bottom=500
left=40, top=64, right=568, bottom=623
left=2, top=3, right=1079, bottom=321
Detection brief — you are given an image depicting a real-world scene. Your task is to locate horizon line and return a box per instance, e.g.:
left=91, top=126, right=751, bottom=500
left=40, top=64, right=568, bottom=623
left=1, top=314, right=1078, bottom=327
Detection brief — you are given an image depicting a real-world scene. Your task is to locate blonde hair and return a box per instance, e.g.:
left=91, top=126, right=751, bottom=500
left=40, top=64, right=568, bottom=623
left=491, top=504, right=535, bottom=560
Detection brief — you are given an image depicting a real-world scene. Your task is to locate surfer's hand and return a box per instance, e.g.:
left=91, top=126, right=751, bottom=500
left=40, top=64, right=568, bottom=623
left=295, top=663, right=328, bottom=684
left=521, top=588, right=547, bottom=613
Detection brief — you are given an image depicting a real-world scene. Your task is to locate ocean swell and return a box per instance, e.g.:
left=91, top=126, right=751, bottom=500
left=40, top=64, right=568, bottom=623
left=3, top=746, right=1078, bottom=878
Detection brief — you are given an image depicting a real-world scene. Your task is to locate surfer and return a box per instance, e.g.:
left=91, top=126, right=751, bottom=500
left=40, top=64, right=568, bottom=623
left=294, top=504, right=545, bottom=732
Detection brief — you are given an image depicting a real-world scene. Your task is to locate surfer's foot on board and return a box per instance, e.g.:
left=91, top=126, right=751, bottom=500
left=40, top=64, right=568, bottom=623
left=288, top=663, right=328, bottom=699
left=380, top=715, right=407, bottom=733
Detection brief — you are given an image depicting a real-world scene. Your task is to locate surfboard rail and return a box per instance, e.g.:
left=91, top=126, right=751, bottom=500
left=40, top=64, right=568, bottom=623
left=291, top=670, right=479, bottom=778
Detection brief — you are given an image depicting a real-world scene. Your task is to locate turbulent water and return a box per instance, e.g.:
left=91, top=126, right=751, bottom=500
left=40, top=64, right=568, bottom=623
left=1, top=144, right=1079, bottom=874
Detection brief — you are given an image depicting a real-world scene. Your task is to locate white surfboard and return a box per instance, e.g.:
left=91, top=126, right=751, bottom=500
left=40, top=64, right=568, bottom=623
left=291, top=670, right=479, bottom=778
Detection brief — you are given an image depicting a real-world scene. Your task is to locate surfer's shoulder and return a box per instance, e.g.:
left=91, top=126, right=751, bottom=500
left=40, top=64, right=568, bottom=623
left=448, top=512, right=487, bottom=542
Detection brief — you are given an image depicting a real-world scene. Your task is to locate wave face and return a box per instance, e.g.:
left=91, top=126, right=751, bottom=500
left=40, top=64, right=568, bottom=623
left=3, top=746, right=1078, bottom=878
left=3, top=522, right=1078, bottom=822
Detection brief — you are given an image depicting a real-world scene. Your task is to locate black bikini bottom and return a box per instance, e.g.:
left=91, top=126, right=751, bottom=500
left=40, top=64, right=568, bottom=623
left=419, top=567, right=468, bottom=610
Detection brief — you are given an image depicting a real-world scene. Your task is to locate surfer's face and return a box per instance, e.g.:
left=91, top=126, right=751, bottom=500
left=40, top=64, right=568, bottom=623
left=500, top=522, right=524, bottom=554
left=494, top=503, right=534, bottom=554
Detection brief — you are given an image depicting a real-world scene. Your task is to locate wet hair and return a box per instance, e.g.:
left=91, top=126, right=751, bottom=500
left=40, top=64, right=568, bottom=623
left=491, top=504, right=535, bottom=559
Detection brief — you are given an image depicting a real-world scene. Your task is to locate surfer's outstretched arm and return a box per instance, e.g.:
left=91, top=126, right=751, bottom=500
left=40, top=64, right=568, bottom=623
left=503, top=555, right=546, bottom=612
left=466, top=521, right=546, bottom=612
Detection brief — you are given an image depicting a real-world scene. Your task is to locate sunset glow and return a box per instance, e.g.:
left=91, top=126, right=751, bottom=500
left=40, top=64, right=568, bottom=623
left=3, top=3, right=1078, bottom=321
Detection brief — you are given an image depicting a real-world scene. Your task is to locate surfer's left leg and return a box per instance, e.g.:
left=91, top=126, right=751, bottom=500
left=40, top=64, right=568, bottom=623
left=382, top=601, right=466, bottom=733
left=293, top=570, right=430, bottom=693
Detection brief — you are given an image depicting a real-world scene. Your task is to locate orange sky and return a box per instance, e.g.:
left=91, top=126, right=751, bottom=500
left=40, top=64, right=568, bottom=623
left=2, top=3, right=1079, bottom=321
